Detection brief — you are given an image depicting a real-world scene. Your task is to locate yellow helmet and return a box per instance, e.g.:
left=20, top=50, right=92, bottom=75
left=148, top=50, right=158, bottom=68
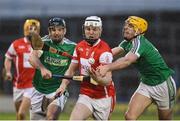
left=24, top=19, right=40, bottom=36
left=126, top=16, right=148, bottom=34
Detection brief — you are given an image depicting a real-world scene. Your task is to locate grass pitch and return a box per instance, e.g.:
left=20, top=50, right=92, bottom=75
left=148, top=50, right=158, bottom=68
left=0, top=103, right=180, bottom=120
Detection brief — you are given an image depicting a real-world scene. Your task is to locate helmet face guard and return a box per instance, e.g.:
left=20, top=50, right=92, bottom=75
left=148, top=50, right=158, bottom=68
left=126, top=16, right=148, bottom=34
left=83, top=16, right=102, bottom=45
left=24, top=19, right=40, bottom=37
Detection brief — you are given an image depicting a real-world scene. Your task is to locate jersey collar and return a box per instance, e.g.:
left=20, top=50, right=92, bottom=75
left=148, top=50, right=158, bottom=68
left=92, top=39, right=101, bottom=46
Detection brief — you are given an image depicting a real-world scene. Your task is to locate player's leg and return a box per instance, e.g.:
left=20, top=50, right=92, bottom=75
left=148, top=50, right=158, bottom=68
left=92, top=97, right=112, bottom=120
left=46, top=103, right=61, bottom=120
left=14, top=101, right=22, bottom=119
left=17, top=87, right=33, bottom=120
left=158, top=109, right=173, bottom=120
left=30, top=89, right=46, bottom=120
left=125, top=82, right=152, bottom=120
left=46, top=92, right=68, bottom=120
left=108, top=95, right=116, bottom=119
left=70, top=103, right=92, bottom=120
left=156, top=76, right=176, bottom=120
left=70, top=94, right=93, bottom=120
left=125, top=93, right=152, bottom=120
left=17, top=97, right=30, bottom=120
left=13, top=87, right=23, bottom=119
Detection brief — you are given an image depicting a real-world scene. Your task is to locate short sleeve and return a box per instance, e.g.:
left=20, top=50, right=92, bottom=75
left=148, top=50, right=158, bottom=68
left=130, top=37, right=144, bottom=57
left=71, top=48, right=79, bottom=64
left=5, top=43, right=17, bottom=59
left=118, top=40, right=126, bottom=50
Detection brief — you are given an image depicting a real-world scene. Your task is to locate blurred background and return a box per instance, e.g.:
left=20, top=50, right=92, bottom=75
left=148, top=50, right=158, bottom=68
left=0, top=0, right=180, bottom=118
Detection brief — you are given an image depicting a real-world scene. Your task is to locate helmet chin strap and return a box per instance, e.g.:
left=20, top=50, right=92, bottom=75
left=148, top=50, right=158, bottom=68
left=85, top=38, right=98, bottom=46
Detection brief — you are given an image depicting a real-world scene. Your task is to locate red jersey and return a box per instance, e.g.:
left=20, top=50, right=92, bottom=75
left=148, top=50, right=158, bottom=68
left=5, top=37, right=35, bottom=88
left=72, top=39, right=115, bottom=99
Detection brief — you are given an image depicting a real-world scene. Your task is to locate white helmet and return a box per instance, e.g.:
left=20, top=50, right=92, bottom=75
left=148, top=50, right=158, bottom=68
left=84, top=16, right=102, bottom=27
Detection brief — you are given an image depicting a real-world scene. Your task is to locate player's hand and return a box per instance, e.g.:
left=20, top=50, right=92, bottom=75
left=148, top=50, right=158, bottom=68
left=97, top=65, right=110, bottom=77
left=5, top=72, right=13, bottom=81
left=88, top=67, right=111, bottom=86
left=54, top=84, right=66, bottom=99
left=40, top=67, right=52, bottom=79
left=88, top=67, right=100, bottom=82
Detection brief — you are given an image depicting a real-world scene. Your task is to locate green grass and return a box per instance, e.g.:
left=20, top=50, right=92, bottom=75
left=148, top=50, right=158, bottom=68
left=0, top=103, right=180, bottom=120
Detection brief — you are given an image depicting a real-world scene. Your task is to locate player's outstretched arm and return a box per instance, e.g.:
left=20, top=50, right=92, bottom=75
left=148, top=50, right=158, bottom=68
left=112, top=46, right=124, bottom=56
left=29, top=50, right=52, bottom=79
left=98, top=51, right=138, bottom=77
left=4, top=57, right=13, bottom=80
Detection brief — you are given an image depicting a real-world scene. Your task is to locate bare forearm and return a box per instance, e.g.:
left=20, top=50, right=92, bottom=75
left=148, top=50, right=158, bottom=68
left=60, top=70, right=74, bottom=89
left=64, top=68, right=76, bottom=77
left=61, top=63, right=78, bottom=87
left=29, top=52, right=44, bottom=69
left=31, top=57, right=44, bottom=69
left=4, top=58, right=12, bottom=73
left=108, top=57, right=131, bottom=71
left=112, top=47, right=124, bottom=57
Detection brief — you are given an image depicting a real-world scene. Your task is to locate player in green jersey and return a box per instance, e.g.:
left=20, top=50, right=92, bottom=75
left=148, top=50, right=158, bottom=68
left=29, top=17, right=76, bottom=120
left=97, top=16, right=176, bottom=120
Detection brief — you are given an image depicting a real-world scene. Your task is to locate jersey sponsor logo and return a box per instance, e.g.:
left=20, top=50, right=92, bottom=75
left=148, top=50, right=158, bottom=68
left=44, top=56, right=68, bottom=66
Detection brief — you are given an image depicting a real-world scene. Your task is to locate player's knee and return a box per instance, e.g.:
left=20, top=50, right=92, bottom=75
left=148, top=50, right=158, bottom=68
left=17, top=112, right=25, bottom=120
left=46, top=113, right=57, bottom=120
left=46, top=104, right=60, bottom=120
left=125, top=111, right=137, bottom=120
left=46, top=114, right=53, bottom=120
left=70, top=112, right=80, bottom=120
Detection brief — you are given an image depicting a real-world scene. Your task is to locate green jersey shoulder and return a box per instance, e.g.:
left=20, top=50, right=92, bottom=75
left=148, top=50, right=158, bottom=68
left=119, top=35, right=174, bottom=86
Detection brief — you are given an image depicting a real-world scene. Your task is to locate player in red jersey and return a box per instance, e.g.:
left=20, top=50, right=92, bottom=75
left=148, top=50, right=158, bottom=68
left=4, top=19, right=40, bottom=120
left=55, top=16, right=116, bottom=120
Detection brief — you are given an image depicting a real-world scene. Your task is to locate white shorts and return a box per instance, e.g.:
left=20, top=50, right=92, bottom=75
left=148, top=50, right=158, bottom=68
left=30, top=88, right=68, bottom=114
left=77, top=94, right=112, bottom=120
left=135, top=76, right=176, bottom=110
left=13, top=87, right=34, bottom=102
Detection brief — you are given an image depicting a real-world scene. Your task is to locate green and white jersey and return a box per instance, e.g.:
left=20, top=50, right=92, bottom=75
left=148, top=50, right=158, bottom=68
left=119, top=35, right=174, bottom=86
left=33, top=35, right=76, bottom=94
